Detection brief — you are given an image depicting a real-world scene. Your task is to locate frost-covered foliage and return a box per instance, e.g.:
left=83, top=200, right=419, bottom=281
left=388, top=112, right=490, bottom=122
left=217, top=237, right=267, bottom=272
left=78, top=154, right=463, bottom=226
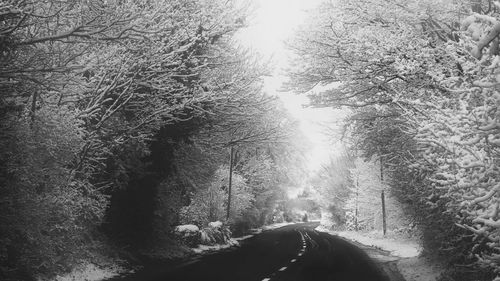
left=412, top=10, right=500, bottom=274
left=0, top=0, right=309, bottom=278
left=180, top=167, right=254, bottom=226
left=175, top=225, right=200, bottom=233
left=0, top=103, right=107, bottom=278
left=200, top=222, right=231, bottom=245
left=174, top=224, right=201, bottom=247
left=346, top=158, right=384, bottom=231
left=0, top=0, right=252, bottom=279
left=308, top=153, right=354, bottom=226
left=288, top=0, right=500, bottom=279
left=346, top=158, right=415, bottom=233
left=174, top=222, right=231, bottom=247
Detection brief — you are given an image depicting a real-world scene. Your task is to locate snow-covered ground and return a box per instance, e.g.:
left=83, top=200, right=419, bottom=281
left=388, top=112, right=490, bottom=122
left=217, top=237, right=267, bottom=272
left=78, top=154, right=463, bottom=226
left=322, top=228, right=421, bottom=258
left=315, top=226, right=444, bottom=281
left=175, top=224, right=199, bottom=232
left=49, top=262, right=129, bottom=281
left=50, top=222, right=296, bottom=281
left=397, top=256, right=443, bottom=281
left=235, top=234, right=255, bottom=241
left=192, top=238, right=240, bottom=254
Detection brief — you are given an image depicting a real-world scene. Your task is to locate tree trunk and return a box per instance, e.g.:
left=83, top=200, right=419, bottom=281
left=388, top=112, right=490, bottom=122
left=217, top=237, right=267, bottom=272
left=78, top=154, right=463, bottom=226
left=226, top=146, right=234, bottom=220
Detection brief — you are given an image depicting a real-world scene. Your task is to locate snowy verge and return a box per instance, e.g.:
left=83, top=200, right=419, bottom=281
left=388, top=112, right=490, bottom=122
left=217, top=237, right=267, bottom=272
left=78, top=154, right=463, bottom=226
left=397, top=256, right=443, bottom=281
left=319, top=228, right=421, bottom=258
left=315, top=226, right=444, bottom=281
left=49, top=261, right=130, bottom=281
left=192, top=238, right=239, bottom=254
left=192, top=234, right=255, bottom=254
left=235, top=234, right=254, bottom=241
left=50, top=224, right=251, bottom=281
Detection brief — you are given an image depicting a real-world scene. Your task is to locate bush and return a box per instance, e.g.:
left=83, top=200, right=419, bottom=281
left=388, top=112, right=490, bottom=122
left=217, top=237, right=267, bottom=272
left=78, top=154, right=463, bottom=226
left=0, top=106, right=107, bottom=279
left=200, top=222, right=231, bottom=245
left=174, top=225, right=201, bottom=247
left=174, top=222, right=232, bottom=247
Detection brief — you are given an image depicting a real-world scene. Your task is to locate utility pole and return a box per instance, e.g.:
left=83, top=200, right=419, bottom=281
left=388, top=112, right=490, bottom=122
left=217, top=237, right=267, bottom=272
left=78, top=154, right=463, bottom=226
left=380, top=155, right=387, bottom=236
left=226, top=146, right=234, bottom=220
left=381, top=190, right=387, bottom=235
left=355, top=173, right=359, bottom=231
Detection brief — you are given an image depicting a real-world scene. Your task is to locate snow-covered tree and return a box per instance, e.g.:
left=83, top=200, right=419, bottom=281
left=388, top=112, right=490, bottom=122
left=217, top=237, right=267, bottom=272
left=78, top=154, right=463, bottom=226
left=347, top=157, right=414, bottom=233
left=0, top=0, right=255, bottom=278
left=308, top=153, right=354, bottom=228
left=287, top=0, right=500, bottom=278
left=180, top=167, right=253, bottom=226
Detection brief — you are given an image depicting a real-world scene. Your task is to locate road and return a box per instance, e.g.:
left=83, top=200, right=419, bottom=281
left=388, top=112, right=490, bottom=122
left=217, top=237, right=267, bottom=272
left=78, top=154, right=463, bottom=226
left=116, top=222, right=392, bottom=281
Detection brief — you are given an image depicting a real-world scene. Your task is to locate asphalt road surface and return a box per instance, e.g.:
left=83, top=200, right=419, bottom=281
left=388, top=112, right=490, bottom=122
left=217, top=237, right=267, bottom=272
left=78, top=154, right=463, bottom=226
left=119, top=222, right=391, bottom=281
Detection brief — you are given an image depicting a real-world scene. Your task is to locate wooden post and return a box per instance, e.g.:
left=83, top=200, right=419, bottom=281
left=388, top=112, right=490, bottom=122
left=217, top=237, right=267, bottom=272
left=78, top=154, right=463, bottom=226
left=226, top=146, right=234, bottom=220
left=380, top=155, right=384, bottom=182
left=380, top=154, right=387, bottom=236
left=381, top=190, right=387, bottom=236
left=355, top=174, right=359, bottom=231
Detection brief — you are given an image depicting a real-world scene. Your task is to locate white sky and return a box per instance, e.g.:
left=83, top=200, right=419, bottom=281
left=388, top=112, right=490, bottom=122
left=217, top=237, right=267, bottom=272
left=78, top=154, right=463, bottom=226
left=236, top=0, right=314, bottom=66
left=236, top=0, right=347, bottom=174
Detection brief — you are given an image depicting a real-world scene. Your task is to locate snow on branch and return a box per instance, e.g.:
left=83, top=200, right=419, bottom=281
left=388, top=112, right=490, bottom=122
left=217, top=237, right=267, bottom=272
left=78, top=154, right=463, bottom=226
left=462, top=13, right=500, bottom=59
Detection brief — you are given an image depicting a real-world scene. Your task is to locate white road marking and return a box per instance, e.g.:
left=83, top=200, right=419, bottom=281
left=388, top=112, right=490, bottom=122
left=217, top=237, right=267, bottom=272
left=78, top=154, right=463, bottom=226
left=262, top=278, right=271, bottom=281
left=304, top=231, right=319, bottom=249
left=291, top=259, right=297, bottom=262
left=297, top=230, right=308, bottom=256
left=279, top=267, right=287, bottom=271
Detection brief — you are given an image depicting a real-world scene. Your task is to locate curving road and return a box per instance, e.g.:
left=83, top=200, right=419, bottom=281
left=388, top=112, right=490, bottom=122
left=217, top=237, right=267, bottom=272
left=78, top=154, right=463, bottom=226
left=118, top=222, right=393, bottom=281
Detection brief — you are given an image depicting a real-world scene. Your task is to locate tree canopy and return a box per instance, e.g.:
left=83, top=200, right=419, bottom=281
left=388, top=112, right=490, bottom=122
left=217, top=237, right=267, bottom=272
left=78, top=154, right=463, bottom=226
left=0, top=1, right=308, bottom=279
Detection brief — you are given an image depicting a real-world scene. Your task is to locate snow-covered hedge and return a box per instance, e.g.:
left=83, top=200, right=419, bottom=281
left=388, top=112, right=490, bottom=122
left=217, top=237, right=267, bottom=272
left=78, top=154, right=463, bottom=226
left=174, top=224, right=201, bottom=247
left=292, top=0, right=500, bottom=278
left=174, top=222, right=231, bottom=247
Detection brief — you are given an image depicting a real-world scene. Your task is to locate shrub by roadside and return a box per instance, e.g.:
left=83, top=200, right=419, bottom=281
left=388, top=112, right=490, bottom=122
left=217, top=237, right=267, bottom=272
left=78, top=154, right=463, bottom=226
left=174, top=221, right=232, bottom=247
